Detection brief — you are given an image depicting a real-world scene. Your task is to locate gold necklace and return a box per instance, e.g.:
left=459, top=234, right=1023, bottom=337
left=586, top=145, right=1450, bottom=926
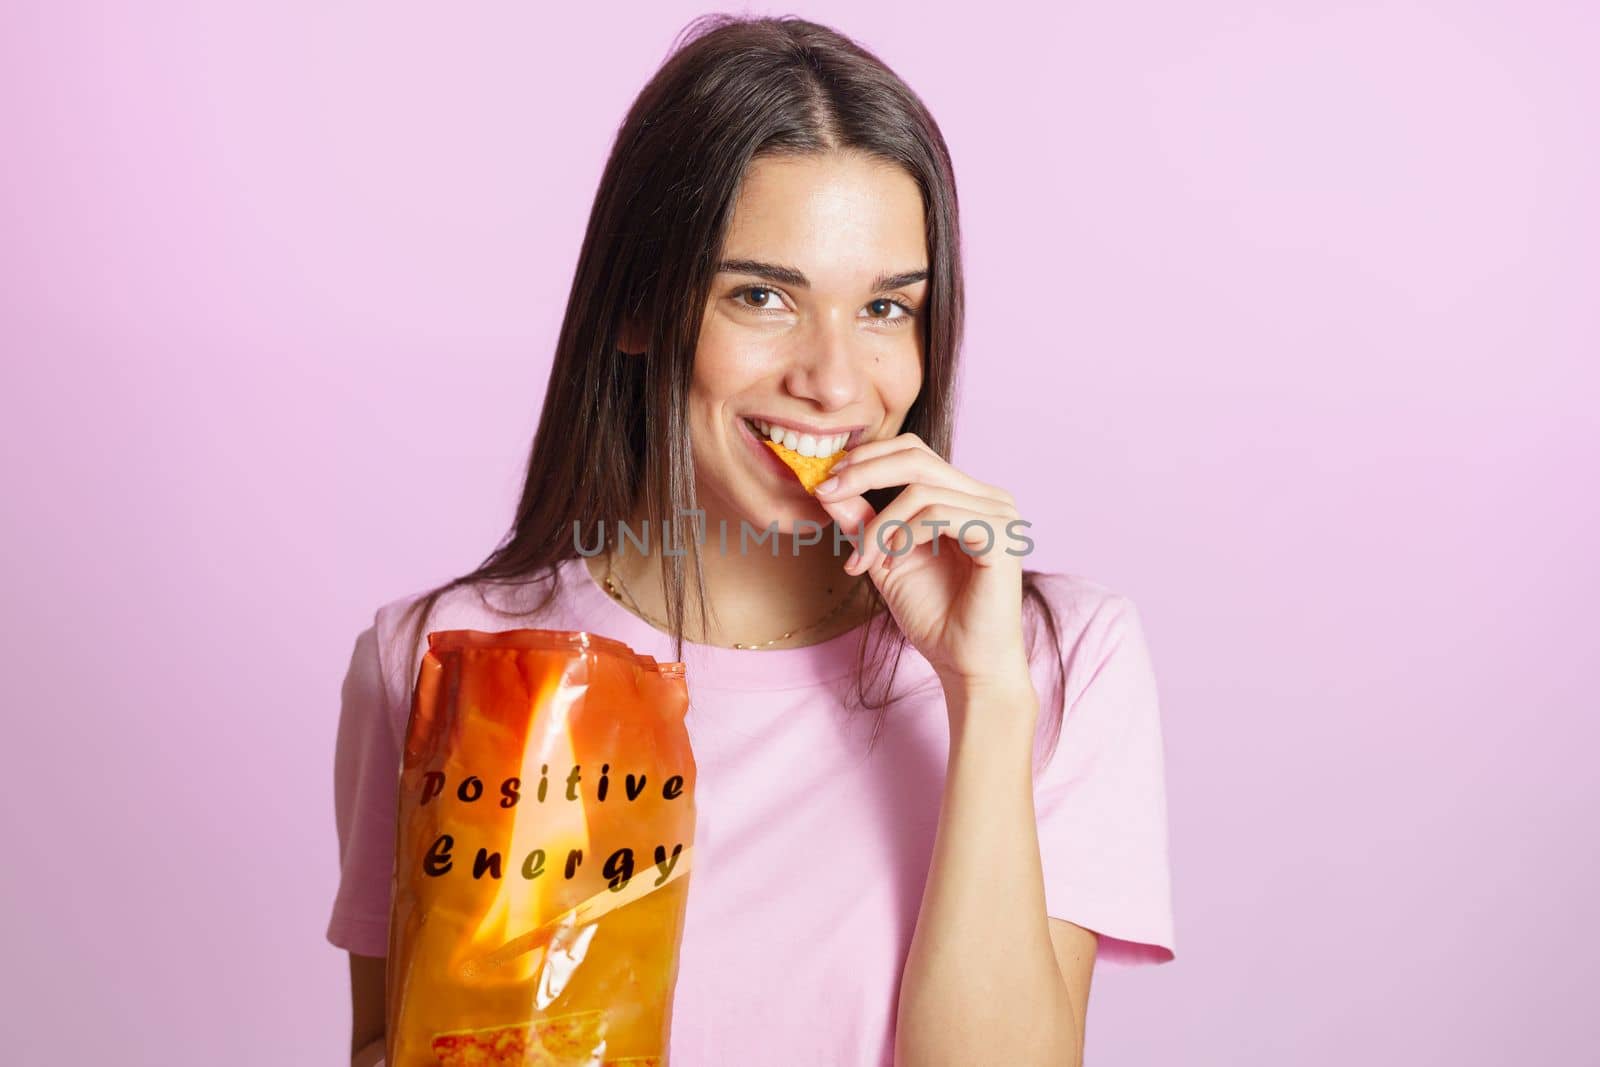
left=601, top=555, right=864, bottom=650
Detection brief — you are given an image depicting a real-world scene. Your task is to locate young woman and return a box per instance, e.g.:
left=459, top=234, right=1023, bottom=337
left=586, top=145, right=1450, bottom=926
left=328, top=15, right=1175, bottom=1066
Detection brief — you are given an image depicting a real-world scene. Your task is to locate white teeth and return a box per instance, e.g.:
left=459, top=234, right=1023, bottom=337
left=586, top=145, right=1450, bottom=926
left=747, top=419, right=849, bottom=453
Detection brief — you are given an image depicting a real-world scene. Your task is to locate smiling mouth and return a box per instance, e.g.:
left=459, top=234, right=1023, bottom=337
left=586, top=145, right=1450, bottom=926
left=742, top=418, right=861, bottom=457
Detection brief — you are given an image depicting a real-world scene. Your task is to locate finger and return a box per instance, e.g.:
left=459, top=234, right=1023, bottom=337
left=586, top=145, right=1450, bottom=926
left=856, top=484, right=1015, bottom=573
left=818, top=449, right=1014, bottom=511
left=835, top=431, right=939, bottom=468
left=813, top=491, right=876, bottom=568
left=882, top=503, right=1018, bottom=570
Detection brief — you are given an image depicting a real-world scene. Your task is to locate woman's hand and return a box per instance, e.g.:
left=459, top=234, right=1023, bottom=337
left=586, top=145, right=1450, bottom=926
left=811, top=432, right=1035, bottom=704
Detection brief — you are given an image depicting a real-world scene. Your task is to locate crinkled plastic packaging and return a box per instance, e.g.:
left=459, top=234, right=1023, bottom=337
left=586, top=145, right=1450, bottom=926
left=387, top=629, right=695, bottom=1066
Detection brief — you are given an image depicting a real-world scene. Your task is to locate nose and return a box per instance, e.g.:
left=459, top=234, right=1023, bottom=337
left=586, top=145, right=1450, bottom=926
left=781, top=314, right=867, bottom=411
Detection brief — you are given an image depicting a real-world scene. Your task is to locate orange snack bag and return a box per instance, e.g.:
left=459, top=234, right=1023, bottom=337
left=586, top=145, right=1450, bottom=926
left=387, top=629, right=695, bottom=1066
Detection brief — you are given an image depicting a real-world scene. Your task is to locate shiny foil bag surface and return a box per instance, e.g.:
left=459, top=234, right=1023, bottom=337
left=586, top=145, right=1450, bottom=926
left=387, top=629, right=695, bottom=1066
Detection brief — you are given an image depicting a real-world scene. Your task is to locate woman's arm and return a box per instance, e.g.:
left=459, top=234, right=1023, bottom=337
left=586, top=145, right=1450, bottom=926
left=894, top=676, right=1088, bottom=1067
left=809, top=435, right=1097, bottom=1061
left=349, top=952, right=386, bottom=1066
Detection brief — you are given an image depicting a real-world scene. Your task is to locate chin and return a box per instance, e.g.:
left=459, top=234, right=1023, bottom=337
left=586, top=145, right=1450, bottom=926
left=748, top=505, right=829, bottom=537
left=723, top=495, right=833, bottom=546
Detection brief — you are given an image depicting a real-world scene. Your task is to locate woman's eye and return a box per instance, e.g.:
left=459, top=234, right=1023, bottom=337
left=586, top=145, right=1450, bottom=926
left=736, top=286, right=786, bottom=311
left=862, top=297, right=916, bottom=325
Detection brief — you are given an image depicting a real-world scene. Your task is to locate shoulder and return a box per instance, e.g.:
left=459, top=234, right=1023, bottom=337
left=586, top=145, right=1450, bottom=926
left=1022, top=570, right=1153, bottom=721
left=1023, top=569, right=1144, bottom=660
left=365, top=567, right=568, bottom=718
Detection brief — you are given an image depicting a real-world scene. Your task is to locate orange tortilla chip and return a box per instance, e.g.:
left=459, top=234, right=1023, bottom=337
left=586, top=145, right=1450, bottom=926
left=763, top=438, right=847, bottom=494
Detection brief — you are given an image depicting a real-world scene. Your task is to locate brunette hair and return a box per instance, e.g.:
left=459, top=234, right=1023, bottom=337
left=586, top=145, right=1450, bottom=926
left=397, top=13, right=1071, bottom=765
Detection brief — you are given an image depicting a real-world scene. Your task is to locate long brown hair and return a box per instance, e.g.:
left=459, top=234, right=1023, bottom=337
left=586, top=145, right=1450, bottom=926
left=397, top=13, right=1071, bottom=765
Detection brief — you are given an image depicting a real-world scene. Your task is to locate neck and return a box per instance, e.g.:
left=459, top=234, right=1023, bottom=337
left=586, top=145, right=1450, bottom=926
left=586, top=506, right=873, bottom=648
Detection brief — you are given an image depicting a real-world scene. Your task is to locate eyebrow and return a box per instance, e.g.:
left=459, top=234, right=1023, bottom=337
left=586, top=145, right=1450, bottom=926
left=716, top=258, right=929, bottom=293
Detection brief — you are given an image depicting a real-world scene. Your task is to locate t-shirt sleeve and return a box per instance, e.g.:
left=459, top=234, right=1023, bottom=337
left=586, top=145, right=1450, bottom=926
left=1029, top=587, right=1177, bottom=967
left=326, top=617, right=402, bottom=957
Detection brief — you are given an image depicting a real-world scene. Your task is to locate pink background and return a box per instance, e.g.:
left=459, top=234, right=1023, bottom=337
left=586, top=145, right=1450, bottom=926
left=3, top=2, right=1595, bottom=1063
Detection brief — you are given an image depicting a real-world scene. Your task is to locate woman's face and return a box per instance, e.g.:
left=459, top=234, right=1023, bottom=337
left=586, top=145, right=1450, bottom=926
left=688, top=150, right=927, bottom=533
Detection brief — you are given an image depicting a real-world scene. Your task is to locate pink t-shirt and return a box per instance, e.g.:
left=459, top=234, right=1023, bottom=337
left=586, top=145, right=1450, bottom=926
left=327, top=555, right=1176, bottom=1065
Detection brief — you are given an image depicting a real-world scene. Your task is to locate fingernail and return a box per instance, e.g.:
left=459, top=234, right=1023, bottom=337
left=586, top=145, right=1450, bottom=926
left=845, top=550, right=861, bottom=571
left=815, top=476, right=839, bottom=495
